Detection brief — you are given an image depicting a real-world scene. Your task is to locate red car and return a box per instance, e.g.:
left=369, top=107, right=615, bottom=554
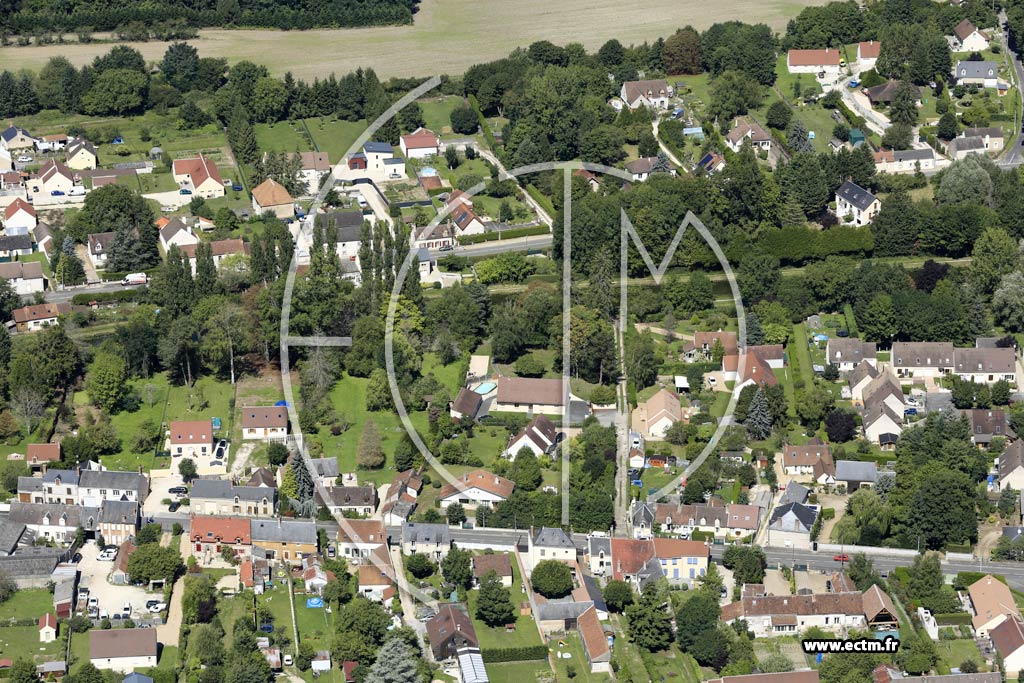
left=833, top=554, right=849, bottom=562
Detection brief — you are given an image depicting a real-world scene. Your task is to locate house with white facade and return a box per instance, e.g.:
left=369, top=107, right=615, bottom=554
left=620, top=80, right=671, bottom=109
left=826, top=338, right=877, bottom=372
left=631, top=388, right=682, bottom=440
left=298, top=151, right=331, bottom=194
left=954, top=347, right=1017, bottom=384
left=525, top=526, right=576, bottom=572
left=835, top=180, right=880, bottom=226
left=89, top=629, right=157, bottom=673
left=0, top=261, right=45, bottom=296
left=786, top=49, right=842, bottom=74
left=400, top=522, right=450, bottom=561
left=4, top=197, right=36, bottom=233
left=951, top=18, right=990, bottom=51
left=955, top=60, right=1000, bottom=88
left=240, top=406, right=288, bottom=441
left=891, top=341, right=955, bottom=377
left=399, top=128, right=440, bottom=159
left=504, top=414, right=561, bottom=459
left=857, top=41, right=880, bottom=69
left=158, top=217, right=200, bottom=252
left=172, top=155, right=225, bottom=198
left=438, top=470, right=514, bottom=509
left=167, top=420, right=213, bottom=459
left=782, top=442, right=835, bottom=484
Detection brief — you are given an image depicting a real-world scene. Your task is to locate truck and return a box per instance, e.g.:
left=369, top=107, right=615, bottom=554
left=122, top=273, right=148, bottom=286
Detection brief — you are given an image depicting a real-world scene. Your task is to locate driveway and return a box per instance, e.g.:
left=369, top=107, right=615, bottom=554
left=143, top=190, right=190, bottom=209
left=77, top=540, right=154, bottom=621
left=143, top=472, right=187, bottom=517
left=157, top=535, right=188, bottom=643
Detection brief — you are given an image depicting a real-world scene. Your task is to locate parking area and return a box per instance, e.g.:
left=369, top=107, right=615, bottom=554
left=143, top=473, right=188, bottom=516
left=77, top=541, right=160, bottom=623
left=169, top=439, right=230, bottom=476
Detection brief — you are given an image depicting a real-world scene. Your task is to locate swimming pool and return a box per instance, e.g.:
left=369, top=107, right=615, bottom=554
left=474, top=382, right=496, bottom=394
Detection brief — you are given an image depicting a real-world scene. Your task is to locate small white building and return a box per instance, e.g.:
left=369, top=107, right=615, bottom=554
left=167, top=420, right=213, bottom=459
left=240, top=406, right=288, bottom=441
left=298, top=151, right=331, bottom=194
left=158, top=217, right=200, bottom=252
left=504, top=414, right=561, bottom=459
left=89, top=629, right=157, bottom=673
left=4, top=197, right=36, bottom=233
left=438, top=469, right=515, bottom=509
left=857, top=41, right=880, bottom=70
left=951, top=18, right=990, bottom=52
left=786, top=49, right=842, bottom=75
left=399, top=128, right=440, bottom=159
left=525, top=526, right=575, bottom=573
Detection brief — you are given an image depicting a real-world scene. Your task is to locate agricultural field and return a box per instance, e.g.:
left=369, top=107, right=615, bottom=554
left=0, top=0, right=826, bottom=80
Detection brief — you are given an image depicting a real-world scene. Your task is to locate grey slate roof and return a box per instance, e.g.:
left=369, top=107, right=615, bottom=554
left=18, top=476, right=42, bottom=493
left=894, top=148, right=935, bottom=161
left=54, top=577, right=75, bottom=604
left=310, top=457, right=340, bottom=479
left=835, top=460, right=878, bottom=484
left=317, top=210, right=365, bottom=243
left=1003, top=526, right=1024, bottom=540
left=8, top=502, right=98, bottom=529
left=956, top=60, right=998, bottom=80
left=1, top=125, right=32, bottom=142
left=768, top=502, right=817, bottom=532
left=0, top=552, right=60, bottom=578
left=0, top=234, right=32, bottom=252
left=630, top=501, right=655, bottom=529
left=362, top=141, right=393, bottom=154
left=402, top=522, right=450, bottom=546
left=99, top=500, right=138, bottom=525
left=582, top=574, right=608, bottom=613
left=533, top=526, right=575, bottom=548
left=535, top=600, right=593, bottom=621
left=835, top=180, right=878, bottom=212
left=588, top=535, right=611, bottom=559
left=42, top=469, right=79, bottom=485
left=779, top=480, right=810, bottom=506
left=79, top=470, right=147, bottom=493
left=191, top=479, right=275, bottom=503
left=0, top=520, right=26, bottom=555
left=250, top=518, right=317, bottom=544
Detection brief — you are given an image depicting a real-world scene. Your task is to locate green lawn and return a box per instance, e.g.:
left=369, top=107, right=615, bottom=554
left=419, top=96, right=464, bottom=135
left=466, top=554, right=542, bottom=649
left=644, top=646, right=702, bottom=683
left=294, top=595, right=334, bottom=651
left=69, top=629, right=90, bottom=670
left=0, top=625, right=63, bottom=663
left=138, top=171, right=180, bottom=194
left=0, top=588, right=53, bottom=621
left=18, top=251, right=52, bottom=278
left=774, top=54, right=824, bottom=101
left=258, top=581, right=296, bottom=641
left=72, top=371, right=234, bottom=471
left=609, top=615, right=648, bottom=682
left=255, top=120, right=315, bottom=154
left=156, top=645, right=179, bottom=671
left=936, top=639, right=986, bottom=674
left=304, top=117, right=367, bottom=162
left=484, top=660, right=552, bottom=683
left=550, top=632, right=611, bottom=683
left=790, top=324, right=815, bottom=386
left=219, top=592, right=257, bottom=646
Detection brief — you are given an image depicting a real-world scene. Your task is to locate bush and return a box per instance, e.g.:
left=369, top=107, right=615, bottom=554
left=480, top=645, right=548, bottom=662
left=934, top=612, right=972, bottom=625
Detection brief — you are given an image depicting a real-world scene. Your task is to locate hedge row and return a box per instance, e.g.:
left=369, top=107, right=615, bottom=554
left=843, top=303, right=859, bottom=337
left=759, top=225, right=873, bottom=265
left=468, top=94, right=499, bottom=152
left=481, top=645, right=549, bottom=662
left=933, top=612, right=972, bottom=626
left=70, top=288, right=142, bottom=306
left=526, top=184, right=557, bottom=218
left=458, top=225, right=549, bottom=245
left=837, top=101, right=867, bottom=131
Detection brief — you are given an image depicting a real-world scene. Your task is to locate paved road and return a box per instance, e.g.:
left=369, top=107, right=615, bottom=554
left=999, top=9, right=1024, bottom=167
left=46, top=281, right=144, bottom=303
left=430, top=233, right=552, bottom=258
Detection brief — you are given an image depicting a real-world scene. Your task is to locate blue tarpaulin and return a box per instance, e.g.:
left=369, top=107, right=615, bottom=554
left=306, top=597, right=324, bottom=608
left=275, top=400, right=288, bottom=407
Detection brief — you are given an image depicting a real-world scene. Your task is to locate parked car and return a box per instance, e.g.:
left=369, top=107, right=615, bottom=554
left=232, top=184, right=243, bottom=191
left=283, top=655, right=293, bottom=667
left=112, top=137, right=124, bottom=144
left=147, top=602, right=167, bottom=613
left=88, top=597, right=99, bottom=609
left=71, top=552, right=82, bottom=563
left=50, top=190, right=65, bottom=196
left=179, top=188, right=192, bottom=195
left=145, top=600, right=160, bottom=609
left=16, top=155, right=32, bottom=163
left=161, top=206, right=174, bottom=212
left=169, top=501, right=181, bottom=512
left=259, top=623, right=274, bottom=633
left=169, top=486, right=188, bottom=495
left=98, top=549, right=117, bottom=562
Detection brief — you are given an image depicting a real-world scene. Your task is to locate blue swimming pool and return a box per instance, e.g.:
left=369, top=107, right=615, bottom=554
left=474, top=382, right=496, bottom=394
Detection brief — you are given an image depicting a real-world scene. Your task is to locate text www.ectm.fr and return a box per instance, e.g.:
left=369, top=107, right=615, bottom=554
left=802, top=637, right=900, bottom=655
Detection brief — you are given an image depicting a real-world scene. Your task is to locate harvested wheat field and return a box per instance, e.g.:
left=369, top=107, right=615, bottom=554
left=0, top=0, right=825, bottom=79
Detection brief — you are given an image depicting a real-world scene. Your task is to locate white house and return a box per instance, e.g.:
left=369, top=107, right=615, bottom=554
left=167, top=420, right=213, bottom=459
left=964, top=126, right=1005, bottom=152
left=891, top=341, right=955, bottom=378
left=781, top=442, right=835, bottom=484
left=835, top=180, right=880, bottom=226
left=863, top=402, right=903, bottom=446
left=4, top=197, right=36, bottom=233
left=786, top=49, right=842, bottom=75
left=251, top=178, right=294, bottom=220
left=87, top=231, right=114, bottom=269
left=826, top=338, right=877, bottom=372
left=27, top=160, right=77, bottom=203
left=954, top=347, right=1016, bottom=384
left=89, top=629, right=157, bottom=673
left=494, top=377, right=564, bottom=415
left=12, top=302, right=67, bottom=332
left=66, top=138, right=98, bottom=171
left=180, top=239, right=249, bottom=276
left=952, top=18, right=990, bottom=52
left=955, top=60, right=1000, bottom=88
left=400, top=522, right=450, bottom=561
left=356, top=564, right=394, bottom=603
left=968, top=574, right=1021, bottom=638
left=632, top=388, right=682, bottom=440
left=873, top=148, right=937, bottom=174
left=450, top=203, right=486, bottom=237
left=298, top=151, right=331, bottom=194
left=158, top=217, right=200, bottom=252
left=399, top=128, right=440, bottom=159
left=38, top=613, right=57, bottom=643
left=724, top=119, right=772, bottom=154
left=504, top=414, right=561, bottom=459
left=620, top=80, right=671, bottom=109
left=525, top=526, right=576, bottom=572
left=992, top=617, right=1024, bottom=674
left=438, top=469, right=515, bottom=509
left=1, top=125, right=36, bottom=151
left=240, top=406, right=288, bottom=441
left=857, top=41, right=880, bottom=70
left=1000, top=441, right=1024, bottom=491
left=0, top=261, right=44, bottom=296
left=172, top=155, right=225, bottom=198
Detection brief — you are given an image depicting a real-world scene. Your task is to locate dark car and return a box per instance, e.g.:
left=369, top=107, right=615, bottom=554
left=50, top=190, right=65, bottom=196
left=71, top=553, right=82, bottom=563
left=146, top=600, right=160, bottom=609
left=169, top=486, right=188, bottom=495
left=169, top=501, right=181, bottom=512
left=628, top=468, right=642, bottom=479
left=259, top=623, right=274, bottom=633
left=232, top=184, right=243, bottom=191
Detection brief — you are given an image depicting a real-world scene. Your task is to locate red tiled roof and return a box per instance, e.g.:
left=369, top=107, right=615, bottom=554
left=241, top=406, right=288, bottom=429
left=191, top=515, right=251, bottom=544
left=401, top=128, right=439, bottom=150
left=38, top=613, right=57, bottom=630
left=438, top=469, right=515, bottom=501
left=858, top=41, right=881, bottom=58
left=168, top=420, right=212, bottom=445
left=26, top=443, right=60, bottom=462
left=788, top=49, right=841, bottom=67
left=173, top=155, right=223, bottom=188
left=4, top=197, right=34, bottom=219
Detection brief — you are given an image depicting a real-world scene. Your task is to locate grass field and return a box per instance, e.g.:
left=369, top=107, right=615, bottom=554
left=936, top=639, right=986, bottom=674
left=72, top=371, right=234, bottom=471
left=0, top=588, right=54, bottom=621
left=465, top=555, right=542, bottom=649
left=304, top=118, right=367, bottom=161
left=0, top=0, right=826, bottom=80
left=484, top=660, right=552, bottom=683
left=255, top=120, right=316, bottom=155
left=419, top=96, right=464, bottom=135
